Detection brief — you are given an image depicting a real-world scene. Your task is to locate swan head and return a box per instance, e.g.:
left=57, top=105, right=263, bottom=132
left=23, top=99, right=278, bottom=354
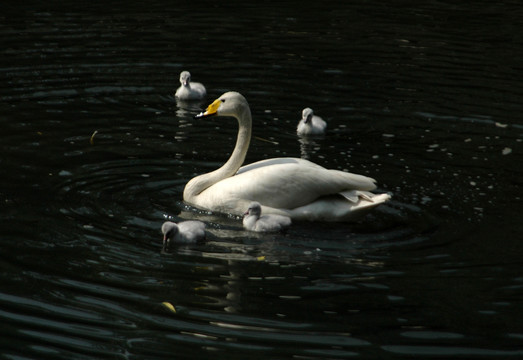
left=179, top=71, right=191, bottom=87
left=243, top=201, right=262, bottom=218
left=161, top=221, right=179, bottom=251
left=194, top=91, right=249, bottom=119
left=302, top=108, right=314, bottom=123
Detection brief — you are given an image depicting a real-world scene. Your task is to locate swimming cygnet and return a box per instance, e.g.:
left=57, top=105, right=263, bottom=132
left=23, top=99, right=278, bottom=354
left=243, top=202, right=292, bottom=232
left=174, top=71, right=207, bottom=100
left=161, top=220, right=206, bottom=251
left=297, top=107, right=327, bottom=136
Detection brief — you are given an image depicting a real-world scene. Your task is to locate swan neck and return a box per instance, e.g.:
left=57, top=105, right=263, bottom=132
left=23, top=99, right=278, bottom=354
left=183, top=105, right=252, bottom=202
left=222, top=106, right=251, bottom=175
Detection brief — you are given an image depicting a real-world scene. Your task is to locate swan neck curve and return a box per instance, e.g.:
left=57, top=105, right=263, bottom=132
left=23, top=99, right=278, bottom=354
left=183, top=104, right=252, bottom=202
left=222, top=106, right=252, bottom=175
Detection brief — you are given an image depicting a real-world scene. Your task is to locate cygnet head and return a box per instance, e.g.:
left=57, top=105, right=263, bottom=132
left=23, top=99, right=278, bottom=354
left=243, top=201, right=262, bottom=218
left=302, top=108, right=314, bottom=123
left=195, top=91, right=249, bottom=119
left=179, top=71, right=191, bottom=87
left=161, top=221, right=179, bottom=251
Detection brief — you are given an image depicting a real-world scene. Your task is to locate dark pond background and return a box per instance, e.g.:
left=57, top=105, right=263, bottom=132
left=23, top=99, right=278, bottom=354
left=1, top=1, right=523, bottom=359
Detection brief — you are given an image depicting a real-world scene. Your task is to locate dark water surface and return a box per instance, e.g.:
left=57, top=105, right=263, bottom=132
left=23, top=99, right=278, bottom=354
left=2, top=1, right=523, bottom=359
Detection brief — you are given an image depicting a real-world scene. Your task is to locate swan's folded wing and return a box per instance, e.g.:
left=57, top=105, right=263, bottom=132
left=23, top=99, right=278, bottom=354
left=211, top=160, right=377, bottom=210
left=340, top=190, right=376, bottom=203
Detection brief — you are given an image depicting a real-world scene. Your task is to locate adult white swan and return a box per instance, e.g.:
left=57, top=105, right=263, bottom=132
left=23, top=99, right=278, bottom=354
left=183, top=91, right=391, bottom=222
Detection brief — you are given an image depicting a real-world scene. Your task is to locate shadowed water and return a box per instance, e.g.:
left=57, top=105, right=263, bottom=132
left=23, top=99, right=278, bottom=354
left=1, top=1, right=523, bottom=359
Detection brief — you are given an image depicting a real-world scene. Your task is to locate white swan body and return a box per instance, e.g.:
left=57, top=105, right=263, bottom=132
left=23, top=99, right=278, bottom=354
left=297, top=107, right=327, bottom=136
left=174, top=71, right=206, bottom=100
left=183, top=91, right=391, bottom=222
left=243, top=201, right=292, bottom=232
left=161, top=221, right=206, bottom=251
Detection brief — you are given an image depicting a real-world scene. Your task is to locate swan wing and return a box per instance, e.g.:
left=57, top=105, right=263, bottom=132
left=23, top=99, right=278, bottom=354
left=236, top=157, right=323, bottom=174
left=203, top=157, right=376, bottom=211
left=288, top=192, right=391, bottom=222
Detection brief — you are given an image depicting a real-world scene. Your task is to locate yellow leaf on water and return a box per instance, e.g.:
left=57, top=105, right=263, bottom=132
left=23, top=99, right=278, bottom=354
left=257, top=256, right=266, bottom=261
left=90, top=130, right=98, bottom=145
left=161, top=302, right=176, bottom=313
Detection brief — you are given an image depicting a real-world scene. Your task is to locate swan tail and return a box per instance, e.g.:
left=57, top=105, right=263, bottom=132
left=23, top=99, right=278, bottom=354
left=285, top=192, right=391, bottom=222
left=339, top=190, right=387, bottom=203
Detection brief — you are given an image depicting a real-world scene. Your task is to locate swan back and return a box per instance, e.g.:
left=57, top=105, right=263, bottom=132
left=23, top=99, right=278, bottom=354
left=243, top=201, right=292, bottom=232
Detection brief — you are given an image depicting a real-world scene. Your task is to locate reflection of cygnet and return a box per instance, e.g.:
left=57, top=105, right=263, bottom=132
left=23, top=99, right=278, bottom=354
left=174, top=71, right=206, bottom=100
left=297, top=107, right=327, bottom=136
left=161, top=221, right=206, bottom=251
left=243, top=202, right=292, bottom=232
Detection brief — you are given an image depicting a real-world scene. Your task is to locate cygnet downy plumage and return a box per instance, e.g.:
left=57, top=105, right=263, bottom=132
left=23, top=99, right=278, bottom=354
left=297, top=107, right=327, bottom=136
left=161, top=220, right=206, bottom=251
left=174, top=71, right=206, bottom=100
left=243, top=202, right=292, bottom=232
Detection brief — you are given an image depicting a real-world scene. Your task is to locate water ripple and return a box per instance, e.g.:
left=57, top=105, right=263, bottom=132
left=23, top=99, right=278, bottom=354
left=2, top=1, right=523, bottom=359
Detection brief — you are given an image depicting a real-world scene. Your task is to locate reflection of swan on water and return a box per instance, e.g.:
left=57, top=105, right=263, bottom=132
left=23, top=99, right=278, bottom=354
left=183, top=91, right=391, bottom=222
left=174, top=71, right=206, bottom=100
left=297, top=107, right=327, bottom=136
left=243, top=201, right=292, bottom=232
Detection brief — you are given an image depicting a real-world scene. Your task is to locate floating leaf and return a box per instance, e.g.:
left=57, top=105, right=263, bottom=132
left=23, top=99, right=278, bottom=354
left=90, top=130, right=98, bottom=145
left=161, top=302, right=176, bottom=313
left=257, top=256, right=266, bottom=261
left=502, top=147, right=512, bottom=155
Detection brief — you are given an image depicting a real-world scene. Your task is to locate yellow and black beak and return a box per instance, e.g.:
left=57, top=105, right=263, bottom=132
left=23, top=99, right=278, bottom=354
left=194, top=98, right=222, bottom=119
